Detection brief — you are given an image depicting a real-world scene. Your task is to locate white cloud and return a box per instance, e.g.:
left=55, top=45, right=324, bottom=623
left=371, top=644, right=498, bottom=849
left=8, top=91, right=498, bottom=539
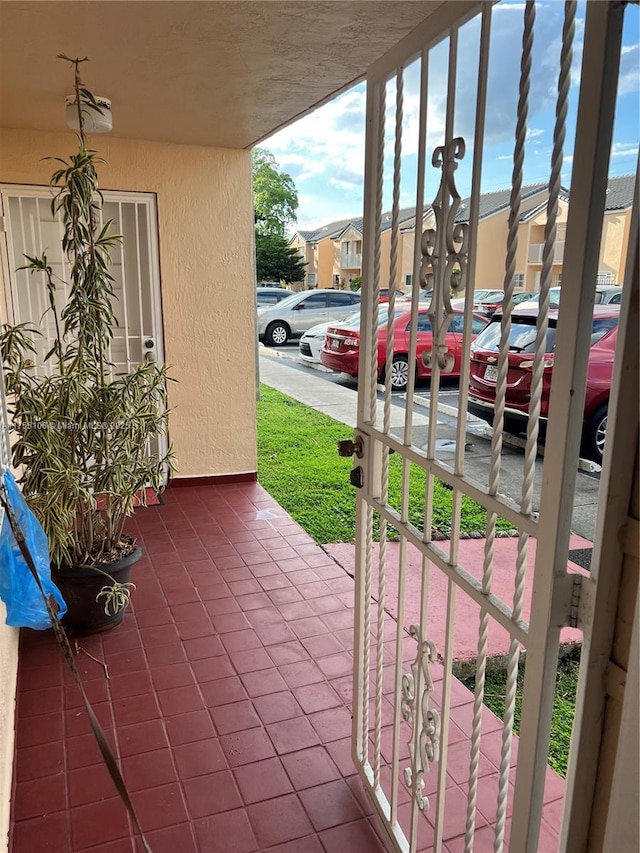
left=618, top=44, right=640, bottom=96
left=527, top=127, right=545, bottom=139
left=265, top=86, right=367, bottom=189
left=611, top=142, right=639, bottom=158
left=329, top=177, right=360, bottom=191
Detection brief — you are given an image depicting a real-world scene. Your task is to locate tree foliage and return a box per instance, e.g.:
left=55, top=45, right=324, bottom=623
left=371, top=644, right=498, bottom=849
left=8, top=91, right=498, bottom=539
left=252, top=148, right=298, bottom=238
left=255, top=233, right=306, bottom=284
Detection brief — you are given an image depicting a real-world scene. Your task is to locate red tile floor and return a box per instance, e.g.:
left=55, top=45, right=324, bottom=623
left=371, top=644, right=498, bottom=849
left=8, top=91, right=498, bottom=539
left=9, top=483, right=564, bottom=852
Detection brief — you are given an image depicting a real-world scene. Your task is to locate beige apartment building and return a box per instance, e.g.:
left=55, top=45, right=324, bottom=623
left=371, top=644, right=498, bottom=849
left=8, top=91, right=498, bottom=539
left=291, top=174, right=634, bottom=293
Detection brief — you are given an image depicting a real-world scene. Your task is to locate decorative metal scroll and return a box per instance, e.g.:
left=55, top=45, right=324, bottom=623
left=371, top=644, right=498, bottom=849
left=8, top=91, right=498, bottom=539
left=401, top=624, right=441, bottom=810
left=419, top=137, right=469, bottom=372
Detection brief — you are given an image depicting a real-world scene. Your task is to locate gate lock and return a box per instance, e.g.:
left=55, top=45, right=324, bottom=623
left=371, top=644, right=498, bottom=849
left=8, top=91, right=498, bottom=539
left=337, top=437, right=364, bottom=489
left=337, top=436, right=364, bottom=459
left=350, top=467, right=364, bottom=489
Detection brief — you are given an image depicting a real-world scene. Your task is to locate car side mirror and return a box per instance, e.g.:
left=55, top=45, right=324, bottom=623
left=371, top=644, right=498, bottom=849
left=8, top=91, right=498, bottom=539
left=293, top=303, right=304, bottom=310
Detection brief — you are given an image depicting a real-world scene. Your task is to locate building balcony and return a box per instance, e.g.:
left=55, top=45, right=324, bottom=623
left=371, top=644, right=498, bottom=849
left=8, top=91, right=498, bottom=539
left=528, top=242, right=565, bottom=264
left=341, top=254, right=362, bottom=269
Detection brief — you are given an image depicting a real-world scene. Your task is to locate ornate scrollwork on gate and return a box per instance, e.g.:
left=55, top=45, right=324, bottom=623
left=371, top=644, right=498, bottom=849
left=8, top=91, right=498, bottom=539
left=419, top=137, right=469, bottom=373
left=401, top=624, right=441, bottom=811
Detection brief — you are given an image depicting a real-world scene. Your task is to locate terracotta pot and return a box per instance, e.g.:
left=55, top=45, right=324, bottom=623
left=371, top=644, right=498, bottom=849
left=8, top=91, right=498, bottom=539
left=55, top=547, right=142, bottom=633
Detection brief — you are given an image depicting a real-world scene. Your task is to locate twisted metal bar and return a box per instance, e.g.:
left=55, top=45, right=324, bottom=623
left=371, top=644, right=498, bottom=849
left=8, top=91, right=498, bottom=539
left=374, top=68, right=403, bottom=788
left=361, top=503, right=374, bottom=761
left=490, top=3, right=536, bottom=850
left=392, top=49, right=429, bottom=824
left=495, top=4, right=576, bottom=850
left=383, top=68, right=404, bottom=425
left=369, top=82, right=386, bottom=426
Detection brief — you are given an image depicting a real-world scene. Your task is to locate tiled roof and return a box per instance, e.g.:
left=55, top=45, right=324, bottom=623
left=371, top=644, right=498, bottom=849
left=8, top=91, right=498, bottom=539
left=294, top=206, right=416, bottom=243
left=519, top=190, right=570, bottom=222
left=605, top=173, right=636, bottom=211
left=293, top=173, right=635, bottom=244
left=454, top=183, right=548, bottom=224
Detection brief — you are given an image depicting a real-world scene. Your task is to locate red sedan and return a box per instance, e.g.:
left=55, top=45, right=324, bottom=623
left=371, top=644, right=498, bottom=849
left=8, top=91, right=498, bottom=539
left=320, top=307, right=489, bottom=391
left=467, top=305, right=619, bottom=463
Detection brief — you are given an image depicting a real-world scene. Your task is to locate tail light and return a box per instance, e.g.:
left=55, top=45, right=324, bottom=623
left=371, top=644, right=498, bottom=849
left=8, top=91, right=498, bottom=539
left=519, top=356, right=554, bottom=370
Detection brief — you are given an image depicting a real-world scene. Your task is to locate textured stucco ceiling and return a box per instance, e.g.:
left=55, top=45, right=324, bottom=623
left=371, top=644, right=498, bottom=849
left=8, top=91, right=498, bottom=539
left=0, top=0, right=442, bottom=149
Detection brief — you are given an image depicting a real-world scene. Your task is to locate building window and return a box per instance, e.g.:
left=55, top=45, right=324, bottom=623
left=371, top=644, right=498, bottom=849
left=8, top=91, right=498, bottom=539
left=307, top=273, right=316, bottom=286
left=405, top=274, right=413, bottom=287
left=513, top=273, right=525, bottom=289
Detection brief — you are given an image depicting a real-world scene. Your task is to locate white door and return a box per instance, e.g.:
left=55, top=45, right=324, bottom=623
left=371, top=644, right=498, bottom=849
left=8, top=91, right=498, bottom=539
left=348, top=1, right=635, bottom=851
left=0, top=186, right=167, bottom=470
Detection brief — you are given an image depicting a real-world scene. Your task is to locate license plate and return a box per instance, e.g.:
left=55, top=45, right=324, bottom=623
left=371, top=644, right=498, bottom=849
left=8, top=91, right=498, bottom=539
left=484, top=364, right=498, bottom=382
left=331, top=338, right=341, bottom=350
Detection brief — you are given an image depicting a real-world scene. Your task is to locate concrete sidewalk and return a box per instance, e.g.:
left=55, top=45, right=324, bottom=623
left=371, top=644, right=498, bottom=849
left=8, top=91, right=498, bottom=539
left=258, top=349, right=432, bottom=430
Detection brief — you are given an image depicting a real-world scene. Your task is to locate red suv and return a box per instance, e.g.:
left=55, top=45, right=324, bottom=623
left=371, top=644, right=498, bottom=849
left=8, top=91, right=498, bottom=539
left=320, top=307, right=489, bottom=391
left=467, top=306, right=619, bottom=463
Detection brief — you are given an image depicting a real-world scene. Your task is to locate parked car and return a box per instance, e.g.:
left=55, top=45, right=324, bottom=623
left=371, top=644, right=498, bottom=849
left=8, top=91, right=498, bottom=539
left=257, top=288, right=361, bottom=346
left=515, top=286, right=562, bottom=310
left=299, top=321, right=333, bottom=362
left=467, top=305, right=620, bottom=463
left=472, top=290, right=506, bottom=316
left=516, top=284, right=622, bottom=311
left=256, top=286, right=292, bottom=307
left=512, top=291, right=535, bottom=306
left=354, top=287, right=410, bottom=303
left=320, top=306, right=489, bottom=391
left=593, top=284, right=624, bottom=304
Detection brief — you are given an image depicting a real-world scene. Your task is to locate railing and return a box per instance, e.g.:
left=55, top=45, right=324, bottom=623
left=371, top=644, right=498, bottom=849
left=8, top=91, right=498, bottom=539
left=528, top=241, right=565, bottom=263
left=341, top=253, right=362, bottom=268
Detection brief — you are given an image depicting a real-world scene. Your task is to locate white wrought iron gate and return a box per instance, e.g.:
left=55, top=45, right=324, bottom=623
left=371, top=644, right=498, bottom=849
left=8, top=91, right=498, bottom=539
left=0, top=186, right=168, bottom=468
left=349, top=1, right=636, bottom=851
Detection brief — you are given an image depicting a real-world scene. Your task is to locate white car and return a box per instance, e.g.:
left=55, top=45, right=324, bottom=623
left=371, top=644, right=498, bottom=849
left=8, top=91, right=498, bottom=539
left=516, top=284, right=622, bottom=310
left=299, top=322, right=332, bottom=362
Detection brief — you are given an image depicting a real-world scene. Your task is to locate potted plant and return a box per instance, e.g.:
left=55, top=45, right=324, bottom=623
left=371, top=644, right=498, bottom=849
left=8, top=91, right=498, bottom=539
left=0, top=56, right=175, bottom=631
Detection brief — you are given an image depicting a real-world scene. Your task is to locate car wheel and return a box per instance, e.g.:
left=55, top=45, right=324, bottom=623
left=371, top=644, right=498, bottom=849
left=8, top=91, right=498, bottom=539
left=388, top=355, right=410, bottom=391
left=583, top=403, right=608, bottom=464
left=265, top=322, right=289, bottom=346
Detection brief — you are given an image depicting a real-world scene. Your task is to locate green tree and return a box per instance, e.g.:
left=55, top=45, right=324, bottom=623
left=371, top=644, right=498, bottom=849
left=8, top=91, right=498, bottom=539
left=252, top=148, right=298, bottom=237
left=255, top=233, right=306, bottom=284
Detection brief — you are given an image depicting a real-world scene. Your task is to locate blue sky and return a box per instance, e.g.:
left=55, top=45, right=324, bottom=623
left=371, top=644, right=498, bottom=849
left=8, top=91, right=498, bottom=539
left=263, top=1, right=639, bottom=231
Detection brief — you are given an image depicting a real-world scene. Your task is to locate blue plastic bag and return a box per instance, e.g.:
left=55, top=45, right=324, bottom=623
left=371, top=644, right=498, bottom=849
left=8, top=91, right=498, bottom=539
left=0, top=468, right=67, bottom=629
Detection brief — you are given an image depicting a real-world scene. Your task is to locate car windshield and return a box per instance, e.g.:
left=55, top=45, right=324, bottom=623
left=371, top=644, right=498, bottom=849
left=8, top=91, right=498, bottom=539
left=476, top=292, right=504, bottom=304
left=474, top=314, right=618, bottom=354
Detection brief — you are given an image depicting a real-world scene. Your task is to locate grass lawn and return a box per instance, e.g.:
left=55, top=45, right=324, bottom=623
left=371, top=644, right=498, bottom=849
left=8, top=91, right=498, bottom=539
left=257, top=384, right=513, bottom=545
left=455, top=645, right=581, bottom=777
